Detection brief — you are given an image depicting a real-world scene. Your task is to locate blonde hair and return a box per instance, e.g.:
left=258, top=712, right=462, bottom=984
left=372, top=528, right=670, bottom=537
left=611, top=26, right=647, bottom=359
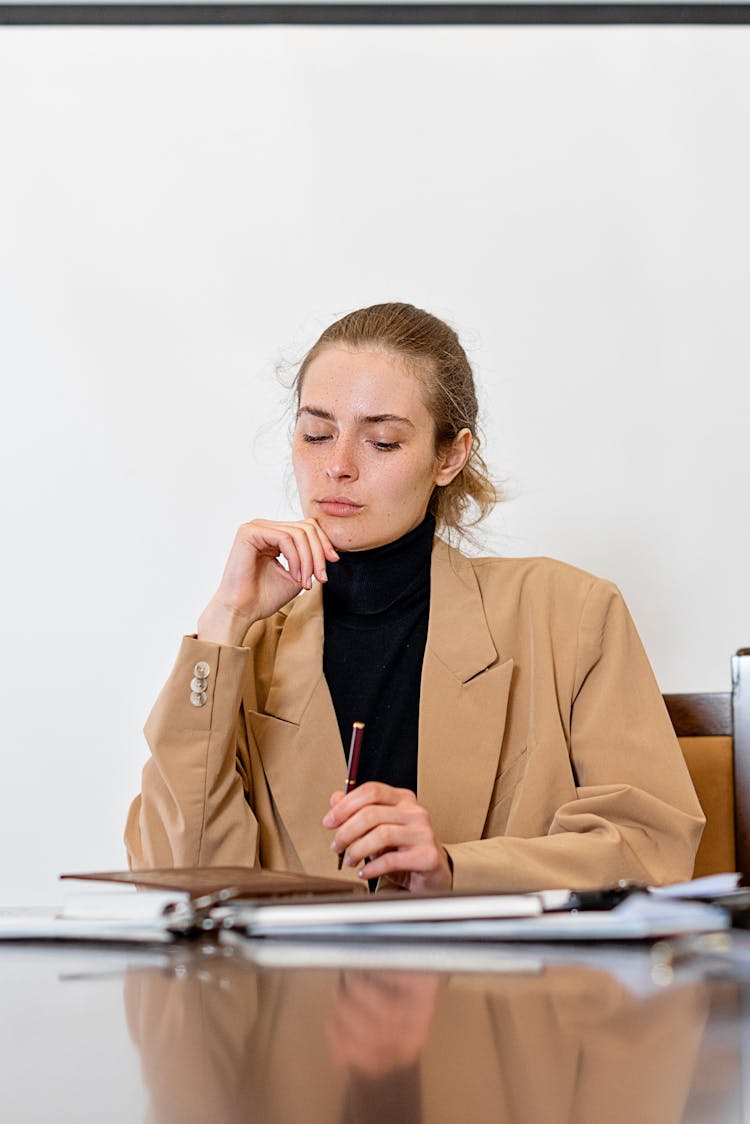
left=293, top=302, right=500, bottom=539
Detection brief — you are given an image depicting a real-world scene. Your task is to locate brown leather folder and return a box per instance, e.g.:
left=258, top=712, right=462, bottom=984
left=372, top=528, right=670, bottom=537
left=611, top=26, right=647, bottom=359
left=60, top=866, right=366, bottom=902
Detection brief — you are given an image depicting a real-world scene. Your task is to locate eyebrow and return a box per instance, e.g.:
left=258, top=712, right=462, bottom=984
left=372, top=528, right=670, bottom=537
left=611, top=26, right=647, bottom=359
left=297, top=406, right=415, bottom=429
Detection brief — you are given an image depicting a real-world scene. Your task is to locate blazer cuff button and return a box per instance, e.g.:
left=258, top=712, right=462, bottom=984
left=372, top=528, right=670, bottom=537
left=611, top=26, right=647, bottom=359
left=190, top=690, right=208, bottom=707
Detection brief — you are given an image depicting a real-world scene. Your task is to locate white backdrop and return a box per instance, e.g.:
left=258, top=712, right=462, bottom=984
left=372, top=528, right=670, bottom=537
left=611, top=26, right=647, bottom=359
left=1, top=26, right=749, bottom=903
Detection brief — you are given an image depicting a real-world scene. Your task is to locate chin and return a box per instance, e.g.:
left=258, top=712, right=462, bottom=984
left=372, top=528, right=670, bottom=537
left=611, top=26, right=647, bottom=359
left=327, top=526, right=372, bottom=553
left=316, top=516, right=380, bottom=553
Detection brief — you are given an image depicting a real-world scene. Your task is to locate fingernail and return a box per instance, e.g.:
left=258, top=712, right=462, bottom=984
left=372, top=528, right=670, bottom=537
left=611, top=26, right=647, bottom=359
left=345, top=856, right=355, bottom=867
left=329, top=840, right=338, bottom=852
left=323, top=812, right=334, bottom=827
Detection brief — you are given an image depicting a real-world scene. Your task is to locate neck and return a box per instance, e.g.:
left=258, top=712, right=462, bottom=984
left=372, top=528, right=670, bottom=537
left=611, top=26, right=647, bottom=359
left=323, top=514, right=435, bottom=617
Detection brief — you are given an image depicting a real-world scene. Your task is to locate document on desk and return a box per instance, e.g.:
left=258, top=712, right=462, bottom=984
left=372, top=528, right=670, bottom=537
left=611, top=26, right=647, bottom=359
left=648, top=872, right=742, bottom=899
left=0, top=871, right=735, bottom=944
left=220, top=892, right=729, bottom=943
left=0, top=866, right=367, bottom=943
left=218, top=891, right=542, bottom=930
left=0, top=890, right=187, bottom=943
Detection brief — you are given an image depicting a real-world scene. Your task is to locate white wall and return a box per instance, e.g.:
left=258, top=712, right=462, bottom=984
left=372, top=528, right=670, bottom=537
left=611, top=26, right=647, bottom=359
left=1, top=26, right=748, bottom=903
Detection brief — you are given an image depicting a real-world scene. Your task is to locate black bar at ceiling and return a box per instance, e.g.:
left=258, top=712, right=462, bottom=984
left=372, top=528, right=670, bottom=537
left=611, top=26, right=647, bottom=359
left=2, top=4, right=750, bottom=27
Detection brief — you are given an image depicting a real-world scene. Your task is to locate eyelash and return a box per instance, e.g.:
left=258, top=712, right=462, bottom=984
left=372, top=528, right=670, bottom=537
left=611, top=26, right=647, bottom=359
left=302, top=435, right=401, bottom=452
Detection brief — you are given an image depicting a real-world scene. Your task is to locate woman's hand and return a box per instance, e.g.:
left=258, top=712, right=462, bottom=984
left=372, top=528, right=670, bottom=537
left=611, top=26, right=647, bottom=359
left=323, top=782, right=453, bottom=892
left=197, top=518, right=339, bottom=645
left=326, top=971, right=439, bottom=1076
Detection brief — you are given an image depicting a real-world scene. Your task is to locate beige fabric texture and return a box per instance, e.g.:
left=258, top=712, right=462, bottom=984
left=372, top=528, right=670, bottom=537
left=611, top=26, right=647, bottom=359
left=125, top=538, right=705, bottom=891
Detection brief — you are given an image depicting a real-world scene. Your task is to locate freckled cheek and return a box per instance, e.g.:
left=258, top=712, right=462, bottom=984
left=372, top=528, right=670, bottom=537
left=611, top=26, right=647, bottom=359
left=291, top=452, right=316, bottom=502
left=379, top=462, right=434, bottom=508
left=291, top=449, right=303, bottom=479
left=292, top=444, right=323, bottom=478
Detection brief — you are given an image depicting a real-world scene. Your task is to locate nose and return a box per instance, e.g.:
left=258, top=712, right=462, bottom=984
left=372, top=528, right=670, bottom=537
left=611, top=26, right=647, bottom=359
left=325, top=434, right=359, bottom=482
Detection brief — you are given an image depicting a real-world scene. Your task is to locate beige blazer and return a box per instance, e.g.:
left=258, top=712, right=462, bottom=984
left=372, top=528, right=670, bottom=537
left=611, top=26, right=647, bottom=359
left=125, top=538, right=704, bottom=890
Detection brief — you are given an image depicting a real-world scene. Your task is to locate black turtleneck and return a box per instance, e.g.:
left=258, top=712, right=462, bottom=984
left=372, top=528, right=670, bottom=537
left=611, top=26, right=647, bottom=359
left=323, top=513, right=434, bottom=794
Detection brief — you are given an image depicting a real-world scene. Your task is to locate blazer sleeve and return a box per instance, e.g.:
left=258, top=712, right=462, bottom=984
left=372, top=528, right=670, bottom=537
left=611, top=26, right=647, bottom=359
left=444, top=580, right=706, bottom=892
left=124, top=635, right=260, bottom=869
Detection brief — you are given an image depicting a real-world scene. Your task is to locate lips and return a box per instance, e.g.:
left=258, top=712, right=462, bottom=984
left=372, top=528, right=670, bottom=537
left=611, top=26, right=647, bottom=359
left=316, top=497, right=363, bottom=516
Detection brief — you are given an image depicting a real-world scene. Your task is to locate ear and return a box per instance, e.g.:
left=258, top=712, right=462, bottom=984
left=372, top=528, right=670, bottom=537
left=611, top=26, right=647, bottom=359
left=434, top=429, right=473, bottom=487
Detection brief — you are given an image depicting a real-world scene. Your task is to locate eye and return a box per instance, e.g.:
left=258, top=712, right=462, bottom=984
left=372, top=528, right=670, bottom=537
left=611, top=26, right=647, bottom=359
left=371, top=441, right=401, bottom=451
left=302, top=434, right=332, bottom=443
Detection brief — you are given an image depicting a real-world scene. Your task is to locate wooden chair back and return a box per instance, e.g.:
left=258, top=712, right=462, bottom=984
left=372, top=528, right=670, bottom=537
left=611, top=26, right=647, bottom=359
left=664, top=649, right=750, bottom=879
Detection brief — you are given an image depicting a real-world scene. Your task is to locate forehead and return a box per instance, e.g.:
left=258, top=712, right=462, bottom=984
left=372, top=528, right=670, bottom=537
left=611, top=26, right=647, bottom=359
left=300, top=347, right=430, bottom=419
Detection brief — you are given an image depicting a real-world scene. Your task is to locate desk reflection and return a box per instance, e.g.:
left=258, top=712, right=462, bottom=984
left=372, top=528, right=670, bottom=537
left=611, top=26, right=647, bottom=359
left=124, top=943, right=711, bottom=1124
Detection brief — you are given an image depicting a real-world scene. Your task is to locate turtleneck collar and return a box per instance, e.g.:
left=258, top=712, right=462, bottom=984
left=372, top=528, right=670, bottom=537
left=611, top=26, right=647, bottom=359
left=323, top=513, right=436, bottom=618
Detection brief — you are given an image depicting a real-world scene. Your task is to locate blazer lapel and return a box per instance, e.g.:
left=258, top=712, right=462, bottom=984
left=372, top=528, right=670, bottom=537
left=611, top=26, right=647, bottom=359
left=247, top=537, right=513, bottom=870
left=246, top=585, right=359, bottom=881
left=418, top=540, right=514, bottom=843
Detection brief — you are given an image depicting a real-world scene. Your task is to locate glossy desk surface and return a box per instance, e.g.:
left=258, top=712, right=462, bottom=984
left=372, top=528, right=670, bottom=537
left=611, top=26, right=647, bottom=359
left=2, top=934, right=749, bottom=1123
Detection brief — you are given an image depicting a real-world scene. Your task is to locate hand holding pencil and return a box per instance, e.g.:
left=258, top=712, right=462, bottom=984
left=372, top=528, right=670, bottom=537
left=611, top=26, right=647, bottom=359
left=324, top=722, right=453, bottom=892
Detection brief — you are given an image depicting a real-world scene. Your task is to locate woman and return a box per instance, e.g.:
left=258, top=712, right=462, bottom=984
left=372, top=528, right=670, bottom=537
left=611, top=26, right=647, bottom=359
left=125, top=302, right=704, bottom=891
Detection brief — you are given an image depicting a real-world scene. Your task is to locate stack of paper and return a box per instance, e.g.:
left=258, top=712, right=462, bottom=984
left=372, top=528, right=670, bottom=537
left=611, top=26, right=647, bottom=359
left=216, top=890, right=728, bottom=943
left=0, top=869, right=735, bottom=945
left=0, top=890, right=187, bottom=943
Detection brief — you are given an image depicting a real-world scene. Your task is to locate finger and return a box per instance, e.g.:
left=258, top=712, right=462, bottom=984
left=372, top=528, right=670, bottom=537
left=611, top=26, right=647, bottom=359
left=357, top=843, right=444, bottom=882
left=322, top=791, right=344, bottom=831
left=299, top=520, right=330, bottom=584
left=285, top=526, right=317, bottom=589
left=248, top=523, right=311, bottom=588
left=325, top=782, right=415, bottom=827
left=306, top=517, right=340, bottom=563
left=271, top=558, right=304, bottom=592
left=329, top=803, right=421, bottom=854
left=343, top=824, right=420, bottom=868
left=355, top=849, right=421, bottom=881
left=281, top=526, right=326, bottom=593
left=261, top=530, right=305, bottom=586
